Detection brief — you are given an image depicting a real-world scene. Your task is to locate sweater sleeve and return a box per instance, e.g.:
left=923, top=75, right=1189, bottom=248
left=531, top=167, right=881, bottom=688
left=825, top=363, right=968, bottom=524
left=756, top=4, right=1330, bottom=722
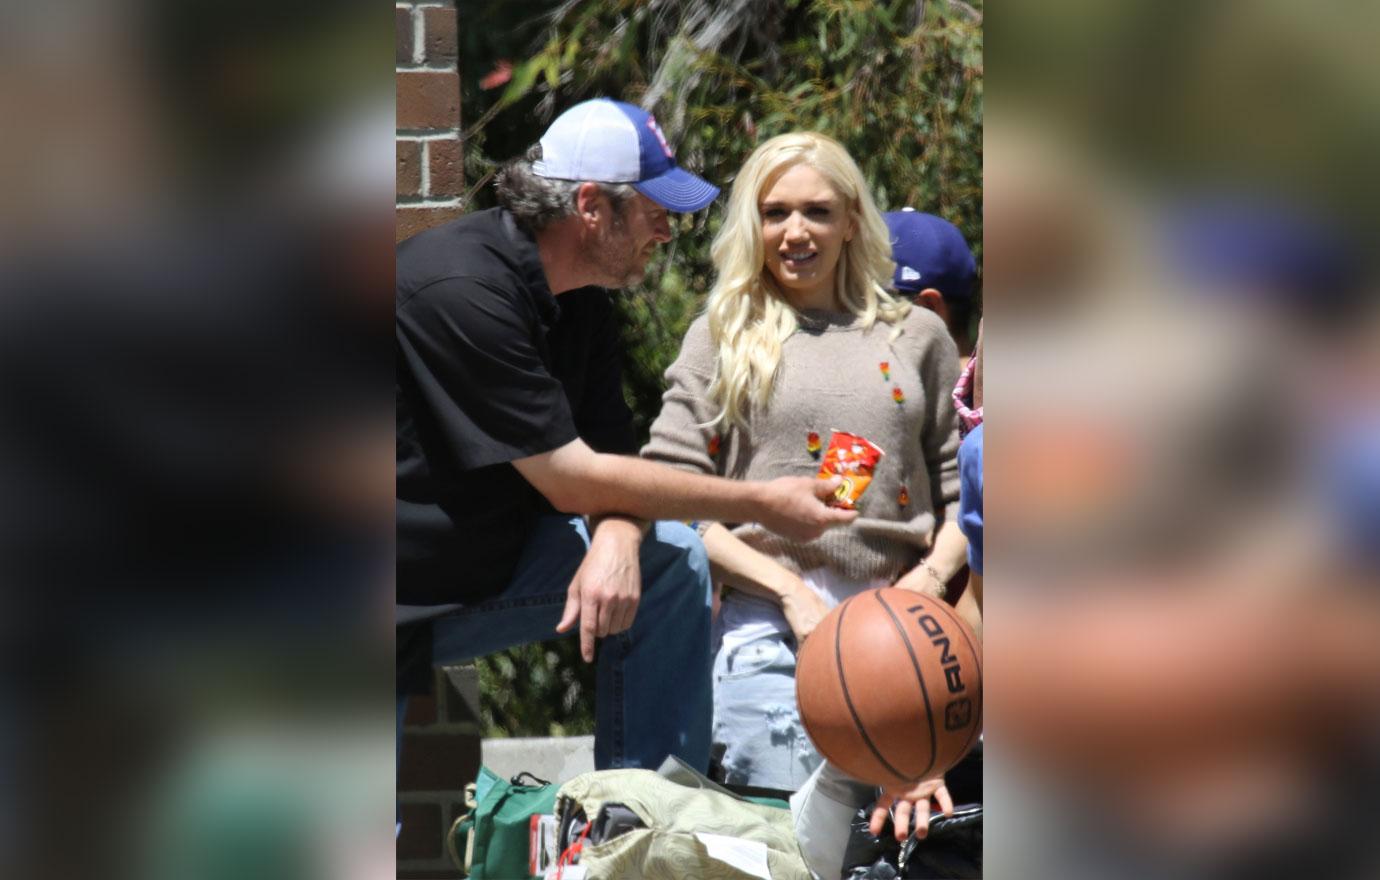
left=916, top=317, right=963, bottom=523
left=640, top=316, right=722, bottom=477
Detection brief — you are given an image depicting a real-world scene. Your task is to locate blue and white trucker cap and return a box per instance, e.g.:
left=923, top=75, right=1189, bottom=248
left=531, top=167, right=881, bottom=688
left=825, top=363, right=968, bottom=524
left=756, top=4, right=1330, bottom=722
left=532, top=99, right=720, bottom=212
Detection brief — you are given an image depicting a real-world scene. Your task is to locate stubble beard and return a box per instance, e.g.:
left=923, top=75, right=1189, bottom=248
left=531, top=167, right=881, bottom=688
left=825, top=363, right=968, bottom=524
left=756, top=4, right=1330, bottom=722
left=590, top=205, right=647, bottom=288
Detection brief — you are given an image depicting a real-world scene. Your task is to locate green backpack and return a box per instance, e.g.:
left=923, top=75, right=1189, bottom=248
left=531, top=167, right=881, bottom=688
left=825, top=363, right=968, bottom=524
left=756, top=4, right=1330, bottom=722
left=448, top=767, right=559, bottom=879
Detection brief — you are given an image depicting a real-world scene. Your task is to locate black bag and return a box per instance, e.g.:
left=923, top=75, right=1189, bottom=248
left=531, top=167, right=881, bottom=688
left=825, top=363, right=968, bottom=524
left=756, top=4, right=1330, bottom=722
left=842, top=803, right=982, bottom=879
left=841, top=745, right=983, bottom=879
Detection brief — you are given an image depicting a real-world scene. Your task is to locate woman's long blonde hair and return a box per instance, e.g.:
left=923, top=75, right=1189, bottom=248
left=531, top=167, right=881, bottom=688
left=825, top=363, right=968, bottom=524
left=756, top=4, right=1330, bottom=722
left=705, top=131, right=909, bottom=431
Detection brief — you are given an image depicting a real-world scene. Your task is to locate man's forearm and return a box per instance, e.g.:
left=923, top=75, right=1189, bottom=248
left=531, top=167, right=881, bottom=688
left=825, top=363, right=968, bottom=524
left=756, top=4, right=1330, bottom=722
left=516, top=438, right=850, bottom=544
left=572, top=452, right=765, bottom=524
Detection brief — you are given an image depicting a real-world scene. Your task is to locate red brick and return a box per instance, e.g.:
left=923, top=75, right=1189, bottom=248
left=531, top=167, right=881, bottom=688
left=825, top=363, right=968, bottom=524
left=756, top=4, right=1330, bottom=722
left=428, top=139, right=464, bottom=197
left=397, top=206, right=465, bottom=243
left=396, top=140, right=421, bottom=197
left=396, top=7, right=413, bottom=65
left=397, top=731, right=481, bottom=791
left=423, top=7, right=458, bottom=63
left=396, top=803, right=444, bottom=860
left=397, top=71, right=459, bottom=131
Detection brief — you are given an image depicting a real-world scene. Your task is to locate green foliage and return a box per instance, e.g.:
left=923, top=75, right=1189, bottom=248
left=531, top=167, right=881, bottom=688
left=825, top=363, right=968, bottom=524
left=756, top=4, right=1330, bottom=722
left=463, top=0, right=982, bottom=737
left=476, top=641, right=595, bottom=738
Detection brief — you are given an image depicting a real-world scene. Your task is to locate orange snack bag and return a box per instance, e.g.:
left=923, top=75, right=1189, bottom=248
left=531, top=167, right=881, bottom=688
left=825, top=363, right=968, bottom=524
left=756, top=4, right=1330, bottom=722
left=816, top=431, right=885, bottom=509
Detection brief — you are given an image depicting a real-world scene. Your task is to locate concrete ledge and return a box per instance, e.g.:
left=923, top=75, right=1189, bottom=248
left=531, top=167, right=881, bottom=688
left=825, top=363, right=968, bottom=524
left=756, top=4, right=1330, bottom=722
left=480, top=735, right=595, bottom=784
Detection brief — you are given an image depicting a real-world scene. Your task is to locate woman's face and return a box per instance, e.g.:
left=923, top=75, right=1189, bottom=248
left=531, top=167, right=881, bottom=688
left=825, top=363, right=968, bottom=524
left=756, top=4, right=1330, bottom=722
left=759, top=162, right=855, bottom=308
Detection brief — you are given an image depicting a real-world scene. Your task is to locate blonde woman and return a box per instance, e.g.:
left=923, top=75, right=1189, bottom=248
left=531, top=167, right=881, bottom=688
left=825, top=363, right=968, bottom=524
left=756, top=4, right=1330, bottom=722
left=641, top=132, right=968, bottom=790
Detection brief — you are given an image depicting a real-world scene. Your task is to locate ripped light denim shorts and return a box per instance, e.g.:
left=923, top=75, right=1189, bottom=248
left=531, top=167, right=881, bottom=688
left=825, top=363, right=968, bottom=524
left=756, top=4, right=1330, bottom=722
left=712, top=630, right=823, bottom=791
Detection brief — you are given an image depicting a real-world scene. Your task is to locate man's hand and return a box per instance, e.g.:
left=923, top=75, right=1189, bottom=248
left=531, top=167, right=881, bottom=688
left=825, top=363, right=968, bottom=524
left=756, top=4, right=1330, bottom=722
left=555, top=519, right=642, bottom=662
left=869, top=775, right=954, bottom=842
left=757, top=476, right=858, bottom=542
left=781, top=583, right=830, bottom=643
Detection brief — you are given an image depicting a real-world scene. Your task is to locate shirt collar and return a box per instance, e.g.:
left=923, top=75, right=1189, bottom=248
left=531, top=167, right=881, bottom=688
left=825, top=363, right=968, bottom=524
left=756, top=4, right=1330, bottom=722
left=501, top=209, right=560, bottom=326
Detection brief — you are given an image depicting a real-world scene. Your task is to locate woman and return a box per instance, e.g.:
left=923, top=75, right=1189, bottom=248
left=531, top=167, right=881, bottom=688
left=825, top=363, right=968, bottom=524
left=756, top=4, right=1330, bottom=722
left=641, top=132, right=967, bottom=790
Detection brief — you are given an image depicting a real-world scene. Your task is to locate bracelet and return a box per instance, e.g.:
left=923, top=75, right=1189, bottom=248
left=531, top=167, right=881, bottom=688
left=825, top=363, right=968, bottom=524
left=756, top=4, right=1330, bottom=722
left=922, top=562, right=948, bottom=598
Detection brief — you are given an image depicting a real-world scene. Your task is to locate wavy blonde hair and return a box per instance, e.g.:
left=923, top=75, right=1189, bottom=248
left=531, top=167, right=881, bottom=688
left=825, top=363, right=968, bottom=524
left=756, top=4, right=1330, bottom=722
left=706, top=132, right=909, bottom=431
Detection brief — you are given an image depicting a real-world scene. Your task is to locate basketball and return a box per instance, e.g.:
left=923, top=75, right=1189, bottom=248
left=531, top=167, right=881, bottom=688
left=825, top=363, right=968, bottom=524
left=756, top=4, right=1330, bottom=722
left=796, top=587, right=982, bottom=786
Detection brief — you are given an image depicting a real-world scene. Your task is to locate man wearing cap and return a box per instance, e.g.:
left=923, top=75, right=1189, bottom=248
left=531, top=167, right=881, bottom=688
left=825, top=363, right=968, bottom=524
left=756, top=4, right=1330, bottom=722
left=396, top=98, right=855, bottom=773
left=884, top=208, right=979, bottom=361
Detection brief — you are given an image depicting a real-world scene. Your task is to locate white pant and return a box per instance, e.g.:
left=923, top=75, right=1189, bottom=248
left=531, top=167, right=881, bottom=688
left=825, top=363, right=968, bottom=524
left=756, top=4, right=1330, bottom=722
left=790, top=760, right=878, bottom=880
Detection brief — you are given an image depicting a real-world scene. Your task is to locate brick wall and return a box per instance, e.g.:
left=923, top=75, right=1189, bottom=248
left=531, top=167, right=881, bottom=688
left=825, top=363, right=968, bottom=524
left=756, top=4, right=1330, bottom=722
left=396, top=0, right=464, bottom=243
left=399, top=665, right=482, bottom=878
left=397, top=9, right=478, bottom=876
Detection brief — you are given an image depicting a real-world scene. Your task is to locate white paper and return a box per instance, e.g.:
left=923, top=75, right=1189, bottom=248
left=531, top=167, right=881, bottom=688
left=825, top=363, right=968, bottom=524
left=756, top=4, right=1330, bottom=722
left=542, top=864, right=586, bottom=880
left=694, top=833, right=773, bottom=880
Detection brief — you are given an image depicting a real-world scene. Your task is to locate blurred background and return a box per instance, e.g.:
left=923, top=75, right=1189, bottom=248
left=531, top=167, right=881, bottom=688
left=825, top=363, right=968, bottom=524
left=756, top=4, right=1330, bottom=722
left=1, top=1, right=394, bottom=878
left=983, top=1, right=1380, bottom=877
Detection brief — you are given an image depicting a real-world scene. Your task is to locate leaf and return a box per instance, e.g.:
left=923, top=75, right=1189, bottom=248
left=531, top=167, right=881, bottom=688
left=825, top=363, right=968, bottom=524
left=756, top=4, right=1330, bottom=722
left=497, top=56, right=543, bottom=107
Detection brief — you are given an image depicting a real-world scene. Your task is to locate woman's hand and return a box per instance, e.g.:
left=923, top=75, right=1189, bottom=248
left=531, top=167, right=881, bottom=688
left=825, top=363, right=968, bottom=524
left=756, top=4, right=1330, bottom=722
left=893, top=561, right=949, bottom=599
left=780, top=582, right=831, bottom=643
left=869, top=775, right=954, bottom=842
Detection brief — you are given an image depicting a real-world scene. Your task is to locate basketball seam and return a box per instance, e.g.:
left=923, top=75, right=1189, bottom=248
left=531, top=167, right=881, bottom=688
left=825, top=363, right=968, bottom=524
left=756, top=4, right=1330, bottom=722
left=834, top=598, right=910, bottom=785
left=876, top=592, right=938, bottom=780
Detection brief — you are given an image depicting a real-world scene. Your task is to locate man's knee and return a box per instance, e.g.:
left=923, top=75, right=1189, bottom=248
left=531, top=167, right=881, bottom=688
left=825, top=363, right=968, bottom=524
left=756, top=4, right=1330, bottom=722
left=644, top=521, right=712, bottom=605
left=654, top=520, right=709, bottom=569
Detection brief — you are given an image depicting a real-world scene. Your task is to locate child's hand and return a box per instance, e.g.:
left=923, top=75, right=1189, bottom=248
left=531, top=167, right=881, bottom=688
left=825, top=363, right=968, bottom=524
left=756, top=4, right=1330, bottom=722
left=868, top=775, right=954, bottom=842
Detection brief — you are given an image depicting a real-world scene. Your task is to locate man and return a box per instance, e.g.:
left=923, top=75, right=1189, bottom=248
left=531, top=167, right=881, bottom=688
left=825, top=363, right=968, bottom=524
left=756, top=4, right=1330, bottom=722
left=396, top=98, right=855, bottom=772
left=884, top=208, right=978, bottom=361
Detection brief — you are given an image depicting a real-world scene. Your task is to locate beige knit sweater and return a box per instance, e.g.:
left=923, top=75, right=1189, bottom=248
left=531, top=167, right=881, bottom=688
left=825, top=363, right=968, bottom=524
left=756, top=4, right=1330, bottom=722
left=641, top=306, right=962, bottom=583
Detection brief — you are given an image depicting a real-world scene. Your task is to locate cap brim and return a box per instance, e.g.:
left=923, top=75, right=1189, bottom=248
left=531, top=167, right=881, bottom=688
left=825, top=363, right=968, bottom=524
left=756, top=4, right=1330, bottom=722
left=633, top=167, right=720, bottom=212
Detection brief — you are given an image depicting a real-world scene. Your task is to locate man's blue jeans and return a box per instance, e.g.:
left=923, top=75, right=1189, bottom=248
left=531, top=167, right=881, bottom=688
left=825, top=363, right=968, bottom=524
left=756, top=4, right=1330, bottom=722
left=413, top=516, right=713, bottom=772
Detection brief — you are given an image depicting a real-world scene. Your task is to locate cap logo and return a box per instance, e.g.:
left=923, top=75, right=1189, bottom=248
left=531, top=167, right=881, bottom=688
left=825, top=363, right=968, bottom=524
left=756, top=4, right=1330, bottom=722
left=646, top=115, right=674, bottom=159
left=900, top=266, right=922, bottom=282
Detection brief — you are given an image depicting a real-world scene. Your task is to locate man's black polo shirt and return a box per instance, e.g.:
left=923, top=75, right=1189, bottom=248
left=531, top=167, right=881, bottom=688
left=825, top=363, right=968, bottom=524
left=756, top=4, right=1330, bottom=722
left=396, top=208, right=635, bottom=607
